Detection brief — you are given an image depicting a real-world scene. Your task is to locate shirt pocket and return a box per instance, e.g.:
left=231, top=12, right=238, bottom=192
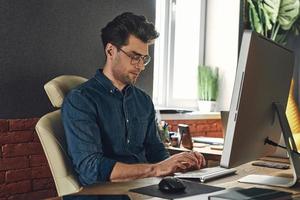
left=130, top=117, right=149, bottom=148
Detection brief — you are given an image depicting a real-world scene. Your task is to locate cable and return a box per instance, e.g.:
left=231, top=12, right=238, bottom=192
left=264, top=137, right=286, bottom=149
left=264, top=137, right=300, bottom=156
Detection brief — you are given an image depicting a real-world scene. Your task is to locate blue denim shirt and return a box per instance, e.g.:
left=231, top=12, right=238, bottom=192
left=62, top=69, right=169, bottom=186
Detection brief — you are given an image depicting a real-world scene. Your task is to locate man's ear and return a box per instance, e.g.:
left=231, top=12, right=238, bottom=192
left=105, top=43, right=115, bottom=57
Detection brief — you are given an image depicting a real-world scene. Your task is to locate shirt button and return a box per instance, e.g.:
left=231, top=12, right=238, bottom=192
left=110, top=90, right=113, bottom=93
left=126, top=119, right=129, bottom=123
left=127, top=139, right=130, bottom=144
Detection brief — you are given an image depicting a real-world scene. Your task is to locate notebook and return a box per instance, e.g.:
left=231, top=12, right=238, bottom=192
left=208, top=187, right=292, bottom=200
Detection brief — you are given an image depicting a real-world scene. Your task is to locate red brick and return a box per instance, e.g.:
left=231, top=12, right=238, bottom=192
left=9, top=118, right=39, bottom=131
left=32, top=178, right=55, bottom=191
left=178, top=120, right=188, bottom=125
left=31, top=166, right=52, bottom=179
left=8, top=189, right=57, bottom=200
left=5, top=168, right=31, bottom=183
left=196, top=124, right=210, bottom=132
left=0, top=120, right=9, bottom=133
left=0, top=197, right=7, bottom=200
left=199, top=120, right=211, bottom=124
left=167, top=124, right=173, bottom=131
left=0, top=157, right=28, bottom=171
left=206, top=131, right=223, bottom=138
left=0, top=172, right=4, bottom=184
left=218, top=125, right=223, bottom=130
left=176, top=120, right=186, bottom=125
left=188, top=124, right=197, bottom=134
left=0, top=131, right=34, bottom=145
left=0, top=180, right=31, bottom=197
left=210, top=122, right=221, bottom=131
left=2, top=143, right=43, bottom=158
left=165, top=120, right=175, bottom=125
left=29, top=155, right=48, bottom=167
left=191, top=131, right=206, bottom=137
left=169, top=125, right=178, bottom=132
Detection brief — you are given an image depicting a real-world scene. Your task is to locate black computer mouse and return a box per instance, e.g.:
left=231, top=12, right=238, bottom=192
left=158, top=177, right=186, bottom=193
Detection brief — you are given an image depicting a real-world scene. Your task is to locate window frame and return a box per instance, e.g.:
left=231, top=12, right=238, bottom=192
left=153, top=0, right=207, bottom=109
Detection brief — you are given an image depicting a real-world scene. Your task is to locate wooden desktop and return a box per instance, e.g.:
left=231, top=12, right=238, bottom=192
left=47, top=141, right=300, bottom=200
left=63, top=159, right=300, bottom=199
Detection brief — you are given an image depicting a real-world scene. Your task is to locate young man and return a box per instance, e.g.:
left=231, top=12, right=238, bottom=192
left=62, top=12, right=205, bottom=186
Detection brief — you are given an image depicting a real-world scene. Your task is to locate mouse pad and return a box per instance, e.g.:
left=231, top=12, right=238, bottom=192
left=129, top=179, right=224, bottom=199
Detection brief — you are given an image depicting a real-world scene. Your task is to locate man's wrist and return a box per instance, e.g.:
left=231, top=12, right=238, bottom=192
left=151, top=163, right=161, bottom=177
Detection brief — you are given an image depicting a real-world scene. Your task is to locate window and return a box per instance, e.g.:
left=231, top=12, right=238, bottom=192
left=153, top=0, right=206, bottom=109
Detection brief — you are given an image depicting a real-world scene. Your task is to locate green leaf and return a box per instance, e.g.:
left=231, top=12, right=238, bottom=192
left=263, top=0, right=280, bottom=23
left=278, top=0, right=300, bottom=30
left=275, top=33, right=288, bottom=44
left=261, top=3, right=273, bottom=31
left=248, top=0, right=263, bottom=34
left=247, top=0, right=300, bottom=44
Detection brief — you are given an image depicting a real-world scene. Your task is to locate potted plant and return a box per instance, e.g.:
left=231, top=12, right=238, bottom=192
left=247, top=0, right=300, bottom=44
left=197, top=65, right=219, bottom=112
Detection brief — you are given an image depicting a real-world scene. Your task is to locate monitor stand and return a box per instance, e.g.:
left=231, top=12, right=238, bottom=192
left=238, top=102, right=300, bottom=187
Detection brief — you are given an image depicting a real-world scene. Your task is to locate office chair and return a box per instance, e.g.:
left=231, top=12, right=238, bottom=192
left=35, top=75, right=88, bottom=196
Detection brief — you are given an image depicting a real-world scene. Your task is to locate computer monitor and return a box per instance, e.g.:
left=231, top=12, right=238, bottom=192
left=220, top=30, right=300, bottom=187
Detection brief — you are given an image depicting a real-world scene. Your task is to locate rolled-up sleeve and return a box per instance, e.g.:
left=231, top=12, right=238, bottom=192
left=61, top=90, right=116, bottom=185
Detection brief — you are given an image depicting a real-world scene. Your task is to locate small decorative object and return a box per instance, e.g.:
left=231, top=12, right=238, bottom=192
left=197, top=65, right=219, bottom=112
left=170, top=135, right=180, bottom=147
left=178, top=124, right=193, bottom=150
left=158, top=121, right=170, bottom=144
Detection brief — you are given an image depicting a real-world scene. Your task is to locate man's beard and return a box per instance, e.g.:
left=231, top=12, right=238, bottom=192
left=112, top=69, right=137, bottom=86
left=124, top=73, right=138, bottom=85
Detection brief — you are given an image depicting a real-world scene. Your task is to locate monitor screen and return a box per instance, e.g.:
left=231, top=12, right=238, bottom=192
left=220, top=30, right=294, bottom=168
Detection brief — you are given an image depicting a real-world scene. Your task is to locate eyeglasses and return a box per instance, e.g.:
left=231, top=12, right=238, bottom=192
left=118, top=48, right=151, bottom=66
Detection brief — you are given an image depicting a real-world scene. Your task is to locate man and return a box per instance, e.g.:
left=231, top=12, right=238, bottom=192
left=62, top=12, right=205, bottom=186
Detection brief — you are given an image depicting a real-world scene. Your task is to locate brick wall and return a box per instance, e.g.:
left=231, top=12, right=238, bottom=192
left=0, top=119, right=57, bottom=200
left=165, top=119, right=223, bottom=138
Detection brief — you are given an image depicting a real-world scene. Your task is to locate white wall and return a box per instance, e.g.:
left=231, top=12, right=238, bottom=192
left=205, top=0, right=240, bottom=110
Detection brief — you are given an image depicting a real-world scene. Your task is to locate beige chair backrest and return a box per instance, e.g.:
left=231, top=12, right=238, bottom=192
left=36, top=75, right=87, bottom=196
left=44, top=75, right=88, bottom=108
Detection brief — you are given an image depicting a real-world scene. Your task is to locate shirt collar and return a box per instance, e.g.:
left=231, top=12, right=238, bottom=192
left=94, top=69, right=133, bottom=95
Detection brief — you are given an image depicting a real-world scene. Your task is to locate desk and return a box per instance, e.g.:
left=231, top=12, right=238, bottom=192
left=69, top=160, right=300, bottom=199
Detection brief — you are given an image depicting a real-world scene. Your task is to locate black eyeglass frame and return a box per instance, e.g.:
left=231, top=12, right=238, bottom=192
left=118, top=48, right=151, bottom=66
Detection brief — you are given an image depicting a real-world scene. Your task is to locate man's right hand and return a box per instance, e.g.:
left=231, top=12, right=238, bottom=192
left=154, top=151, right=206, bottom=177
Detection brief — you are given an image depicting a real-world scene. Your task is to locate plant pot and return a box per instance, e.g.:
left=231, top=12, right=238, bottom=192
left=197, top=100, right=216, bottom=112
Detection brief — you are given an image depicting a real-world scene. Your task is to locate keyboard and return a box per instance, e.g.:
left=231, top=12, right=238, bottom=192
left=174, top=166, right=237, bottom=182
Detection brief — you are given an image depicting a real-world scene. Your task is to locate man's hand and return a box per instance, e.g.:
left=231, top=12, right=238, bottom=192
left=154, top=151, right=206, bottom=177
left=110, top=152, right=206, bottom=182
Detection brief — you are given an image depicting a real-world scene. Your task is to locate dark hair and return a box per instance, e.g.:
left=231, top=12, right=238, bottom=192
left=101, top=12, right=159, bottom=49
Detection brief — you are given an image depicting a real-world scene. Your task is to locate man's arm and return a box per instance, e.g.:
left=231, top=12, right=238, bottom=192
left=109, top=102, right=206, bottom=182
left=110, top=151, right=206, bottom=182
left=62, top=91, right=117, bottom=185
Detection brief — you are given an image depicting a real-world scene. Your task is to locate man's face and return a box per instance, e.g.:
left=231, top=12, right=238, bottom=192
left=111, top=35, right=149, bottom=85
